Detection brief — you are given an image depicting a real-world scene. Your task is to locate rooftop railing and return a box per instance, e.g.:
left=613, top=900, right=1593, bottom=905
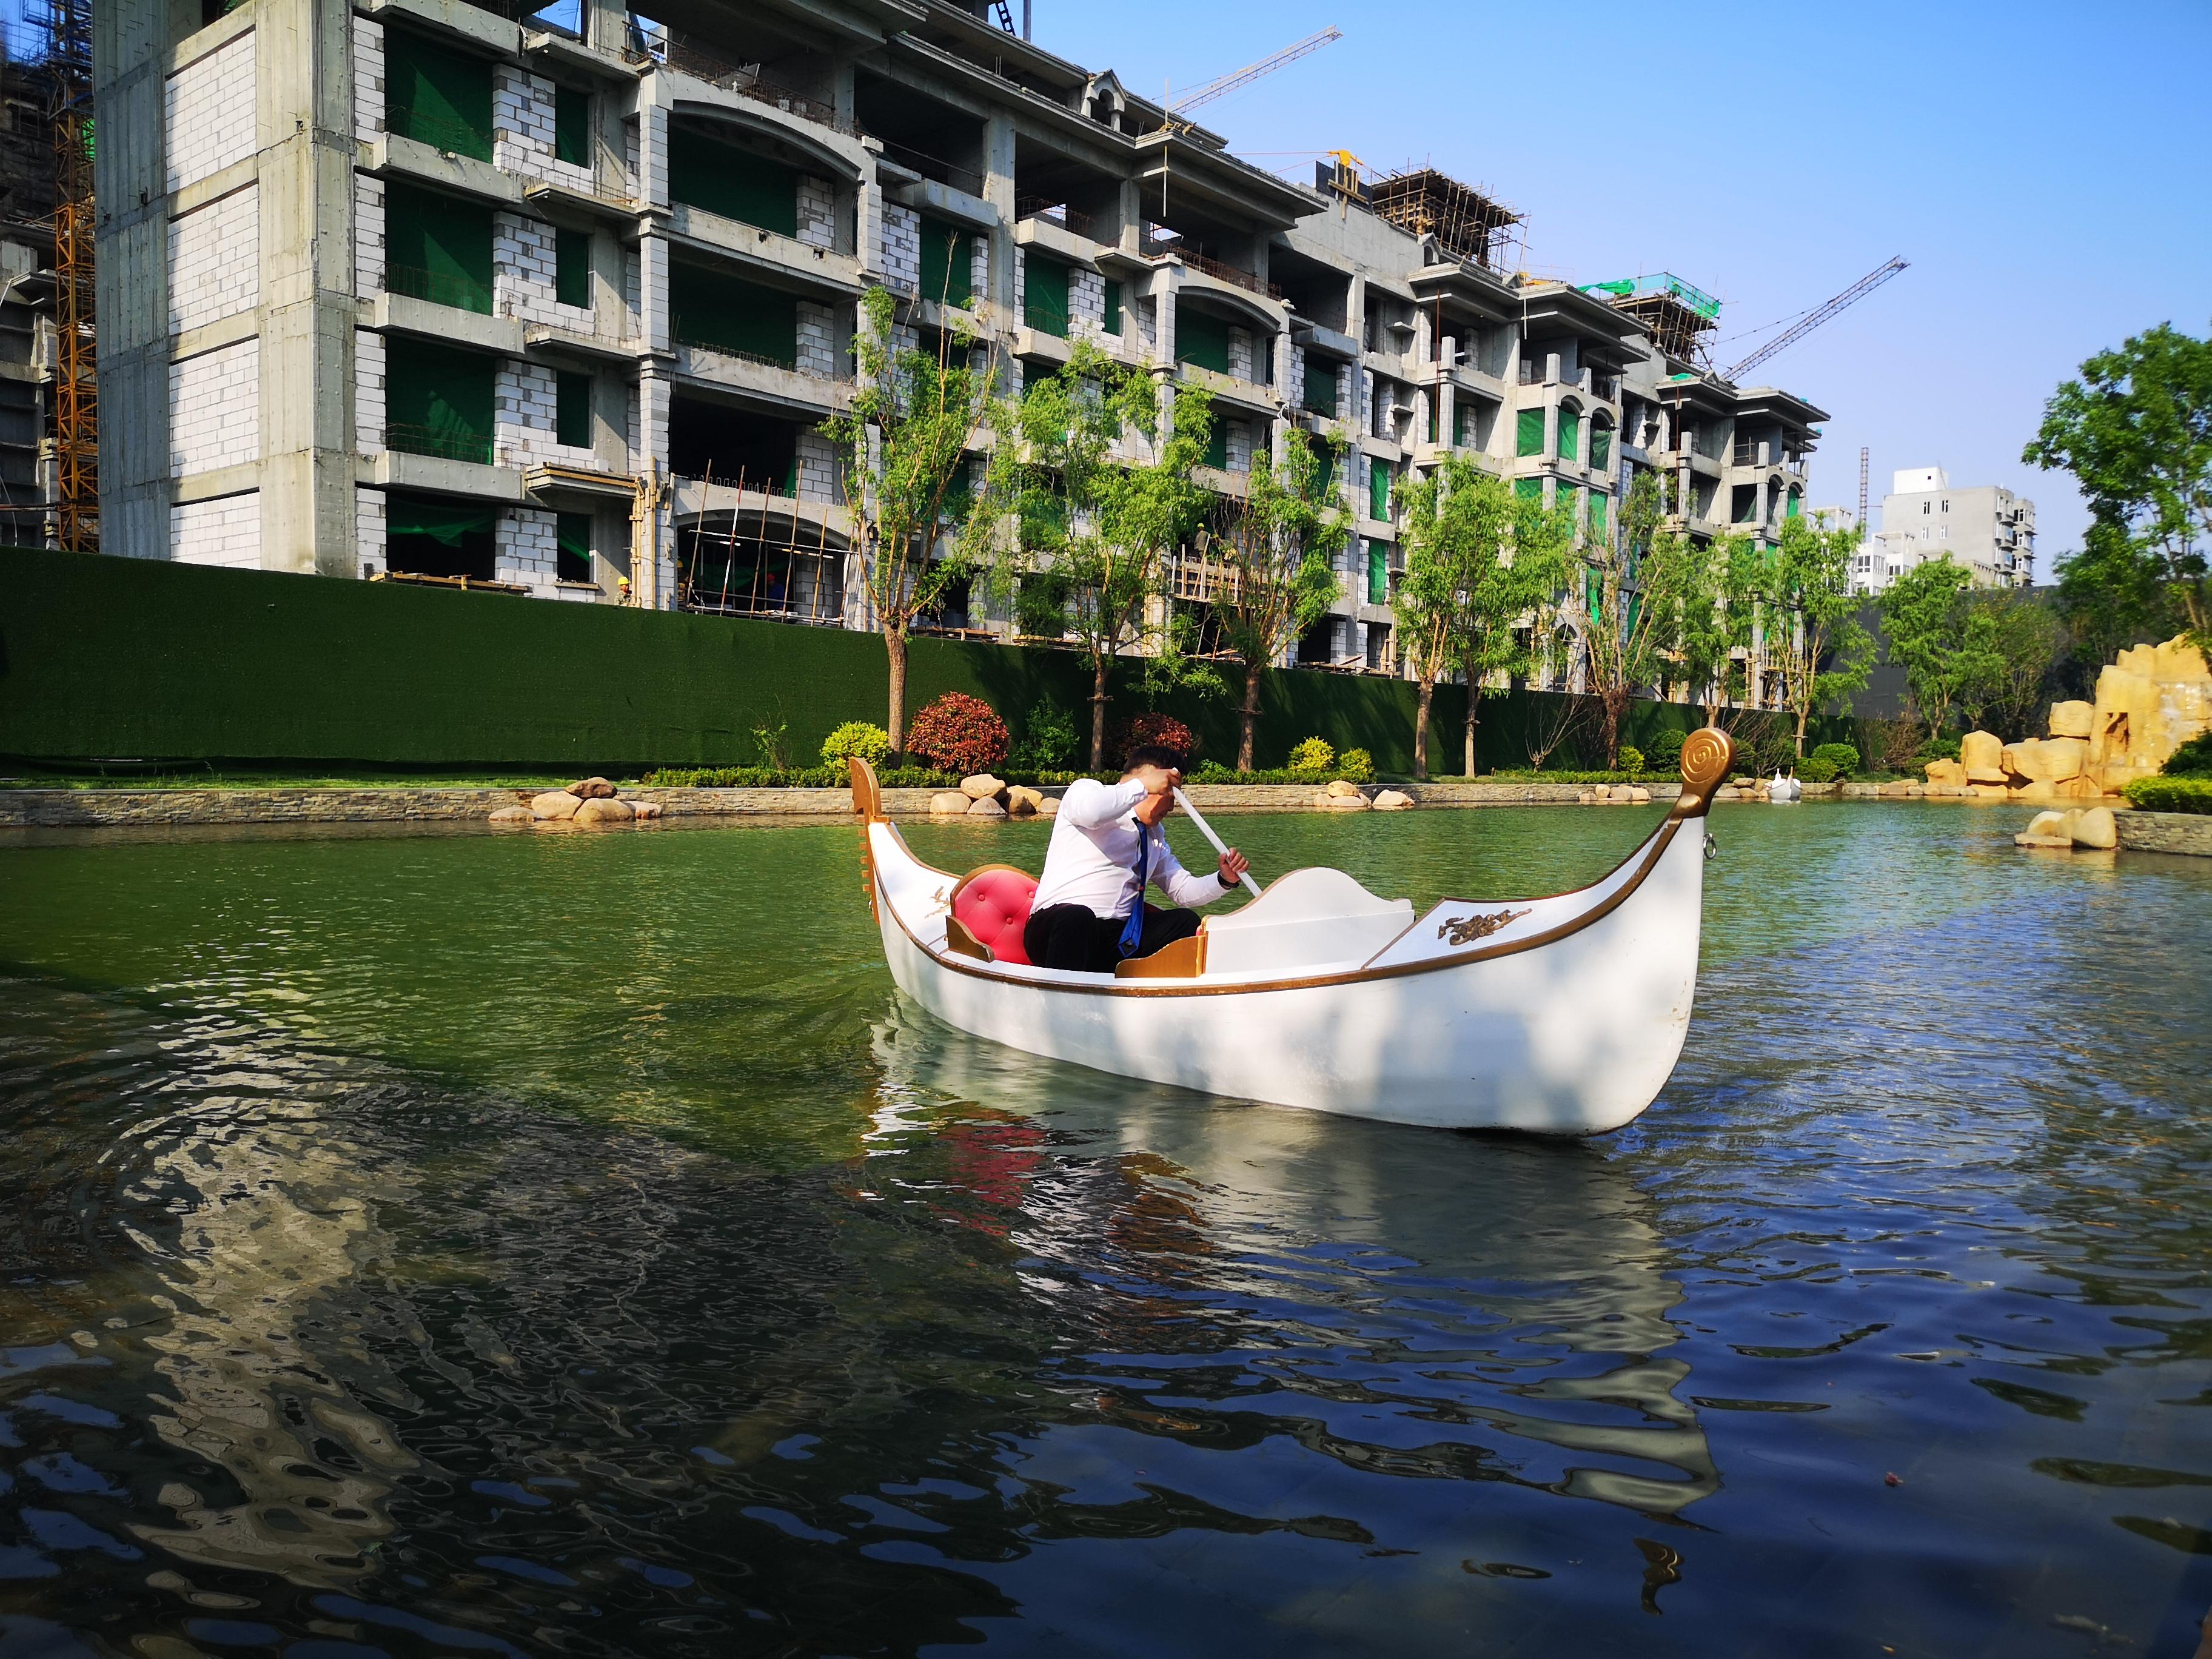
left=874, top=138, right=985, bottom=198
left=1016, top=198, right=1095, bottom=238
left=626, top=28, right=859, bottom=137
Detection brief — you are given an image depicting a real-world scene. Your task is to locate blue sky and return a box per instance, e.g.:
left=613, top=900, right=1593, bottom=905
left=1043, top=0, right=2212, bottom=564
left=17, top=1, right=2204, bottom=565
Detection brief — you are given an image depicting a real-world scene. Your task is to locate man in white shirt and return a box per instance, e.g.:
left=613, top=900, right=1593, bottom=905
left=1023, top=745, right=1250, bottom=973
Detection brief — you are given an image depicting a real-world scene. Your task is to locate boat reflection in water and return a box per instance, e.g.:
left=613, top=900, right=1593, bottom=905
left=866, top=1003, right=1720, bottom=1524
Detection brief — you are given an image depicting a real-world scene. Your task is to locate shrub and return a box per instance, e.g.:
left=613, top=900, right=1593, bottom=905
left=819, top=721, right=891, bottom=768
left=1798, top=756, right=1839, bottom=783
left=1008, top=699, right=1081, bottom=773
left=1338, top=748, right=1375, bottom=784
left=903, top=692, right=1010, bottom=776
left=642, top=765, right=954, bottom=789
left=2162, top=730, right=2212, bottom=778
left=1286, top=736, right=1336, bottom=780
left=1915, top=734, right=1962, bottom=763
left=1809, top=742, right=1861, bottom=778
left=1618, top=745, right=1646, bottom=777
left=2123, top=775, right=2212, bottom=815
left=1646, top=729, right=1686, bottom=771
left=1113, top=711, right=1198, bottom=768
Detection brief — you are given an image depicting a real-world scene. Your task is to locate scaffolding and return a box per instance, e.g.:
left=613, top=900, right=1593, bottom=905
left=1581, top=273, right=1719, bottom=366
left=1366, top=167, right=1523, bottom=271
left=28, top=0, right=92, bottom=550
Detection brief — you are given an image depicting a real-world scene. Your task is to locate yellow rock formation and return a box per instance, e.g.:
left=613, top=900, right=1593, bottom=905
left=2082, top=635, right=2211, bottom=793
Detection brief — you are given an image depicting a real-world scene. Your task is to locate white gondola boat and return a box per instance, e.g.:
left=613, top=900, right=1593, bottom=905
left=848, top=728, right=1736, bottom=1135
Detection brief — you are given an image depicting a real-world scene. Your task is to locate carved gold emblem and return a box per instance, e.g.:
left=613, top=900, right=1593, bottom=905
left=1437, top=907, right=1529, bottom=947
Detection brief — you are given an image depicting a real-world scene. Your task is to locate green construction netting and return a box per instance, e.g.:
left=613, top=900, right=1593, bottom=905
left=1515, top=477, right=1542, bottom=501
left=555, top=228, right=590, bottom=308
left=1557, top=405, right=1582, bottom=464
left=1102, top=279, right=1123, bottom=335
left=1023, top=255, right=1070, bottom=337
left=1517, top=407, right=1544, bottom=458
left=919, top=218, right=973, bottom=307
left=669, top=126, right=797, bottom=236
left=1589, top=491, right=1607, bottom=537
left=557, top=372, right=592, bottom=447
left=386, top=28, right=493, bottom=162
left=1302, top=357, right=1336, bottom=417
left=1590, top=429, right=1612, bottom=472
left=557, top=512, right=592, bottom=580
left=555, top=85, right=591, bottom=168
left=1367, top=540, right=1387, bottom=605
left=384, top=181, right=493, bottom=314
left=386, top=338, right=494, bottom=465
left=1368, top=458, right=1391, bottom=520
left=385, top=494, right=495, bottom=545
left=1176, top=307, right=1231, bottom=374
left=1202, top=418, right=1229, bottom=471
left=669, top=263, right=797, bottom=364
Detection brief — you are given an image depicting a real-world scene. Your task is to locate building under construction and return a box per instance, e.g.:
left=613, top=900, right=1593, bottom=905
left=0, top=33, right=59, bottom=547
left=90, top=0, right=1827, bottom=699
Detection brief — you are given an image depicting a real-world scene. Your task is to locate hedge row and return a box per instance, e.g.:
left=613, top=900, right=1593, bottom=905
left=2122, top=776, right=2212, bottom=815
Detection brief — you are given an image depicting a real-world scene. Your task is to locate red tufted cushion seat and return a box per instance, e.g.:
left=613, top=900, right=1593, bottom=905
left=950, top=865, right=1039, bottom=965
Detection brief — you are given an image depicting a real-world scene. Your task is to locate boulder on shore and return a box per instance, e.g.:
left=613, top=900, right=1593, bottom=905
left=489, top=805, right=534, bottom=825
left=1629, top=786, right=1652, bottom=804
left=1961, top=730, right=2007, bottom=783
left=2048, top=700, right=2094, bottom=739
left=929, top=791, right=970, bottom=816
left=569, top=777, right=618, bottom=799
left=1325, top=779, right=1364, bottom=799
left=2006, top=736, right=2088, bottom=784
left=574, top=796, right=634, bottom=824
left=2070, top=806, right=2117, bottom=850
left=967, top=796, right=1008, bottom=818
left=633, top=801, right=663, bottom=820
left=960, top=773, right=1005, bottom=800
left=531, top=789, right=582, bottom=821
left=1316, top=789, right=1370, bottom=811
left=1005, top=785, right=1043, bottom=815
left=1037, top=797, right=1061, bottom=819
left=1372, top=789, right=1414, bottom=810
left=1924, top=757, right=1968, bottom=787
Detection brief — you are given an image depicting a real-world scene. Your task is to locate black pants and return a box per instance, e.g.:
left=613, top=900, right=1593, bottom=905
left=1024, top=903, right=1201, bottom=975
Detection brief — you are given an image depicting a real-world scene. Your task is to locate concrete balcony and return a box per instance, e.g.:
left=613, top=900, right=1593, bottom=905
left=1176, top=362, right=1279, bottom=416
left=367, top=133, right=519, bottom=206
left=663, top=204, right=864, bottom=295
left=370, top=290, right=525, bottom=355
left=671, top=344, right=851, bottom=415
left=372, top=449, right=527, bottom=501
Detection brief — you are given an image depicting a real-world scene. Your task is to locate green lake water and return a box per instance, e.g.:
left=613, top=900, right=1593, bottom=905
left=0, top=802, right=2207, bottom=1655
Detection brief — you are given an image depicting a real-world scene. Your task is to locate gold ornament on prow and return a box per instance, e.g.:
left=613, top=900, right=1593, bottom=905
left=1672, top=728, right=1735, bottom=817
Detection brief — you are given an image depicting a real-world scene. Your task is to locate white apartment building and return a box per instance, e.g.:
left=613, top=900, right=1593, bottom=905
left=1850, top=466, right=2036, bottom=595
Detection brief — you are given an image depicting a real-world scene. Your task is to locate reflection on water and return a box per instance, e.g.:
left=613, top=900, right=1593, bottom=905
left=0, top=803, right=2207, bottom=1655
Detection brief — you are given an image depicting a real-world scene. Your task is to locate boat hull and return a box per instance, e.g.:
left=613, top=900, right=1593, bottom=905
left=870, top=816, right=1708, bottom=1134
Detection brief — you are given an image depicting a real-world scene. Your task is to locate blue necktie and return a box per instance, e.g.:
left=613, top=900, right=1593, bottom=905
left=1117, top=822, right=1151, bottom=959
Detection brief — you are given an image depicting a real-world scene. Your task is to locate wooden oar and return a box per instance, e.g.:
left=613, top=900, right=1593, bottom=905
left=1172, top=787, right=1262, bottom=899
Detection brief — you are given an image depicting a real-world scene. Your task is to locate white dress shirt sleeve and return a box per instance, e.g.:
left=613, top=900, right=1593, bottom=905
left=1059, top=777, right=1147, bottom=828
left=1150, top=833, right=1230, bottom=908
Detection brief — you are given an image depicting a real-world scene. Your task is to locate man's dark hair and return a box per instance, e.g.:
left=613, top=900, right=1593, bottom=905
left=1124, top=743, right=1187, bottom=775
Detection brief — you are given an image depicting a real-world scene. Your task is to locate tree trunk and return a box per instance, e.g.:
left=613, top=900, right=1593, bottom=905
left=885, top=628, right=909, bottom=760
left=1463, top=669, right=1480, bottom=777
left=1238, top=664, right=1261, bottom=772
left=1794, top=702, right=1810, bottom=757
left=1089, top=659, right=1110, bottom=771
left=1413, top=675, right=1433, bottom=781
left=1601, top=690, right=1624, bottom=769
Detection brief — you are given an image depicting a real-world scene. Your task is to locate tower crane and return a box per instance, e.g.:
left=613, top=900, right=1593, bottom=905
left=1723, top=256, right=1909, bottom=381
left=1167, top=27, right=1342, bottom=127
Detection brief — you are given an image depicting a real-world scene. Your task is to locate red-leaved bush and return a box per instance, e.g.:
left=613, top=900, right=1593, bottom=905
left=1114, top=712, right=1198, bottom=768
left=904, top=692, right=1011, bottom=775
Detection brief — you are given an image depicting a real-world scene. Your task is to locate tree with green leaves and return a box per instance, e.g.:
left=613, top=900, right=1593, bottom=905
left=1202, top=427, right=1352, bottom=770
left=821, top=287, right=1002, bottom=757
left=1581, top=469, right=1717, bottom=768
left=1767, top=511, right=1874, bottom=756
left=981, top=343, right=1218, bottom=768
left=2051, top=516, right=2190, bottom=691
left=1669, top=532, right=1761, bottom=725
left=1877, top=555, right=1980, bottom=738
left=2023, top=321, right=2210, bottom=651
left=1394, top=458, right=1573, bottom=778
left=1954, top=589, right=2061, bottom=739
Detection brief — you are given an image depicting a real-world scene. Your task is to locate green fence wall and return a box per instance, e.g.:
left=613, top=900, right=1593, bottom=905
left=0, top=548, right=1786, bottom=774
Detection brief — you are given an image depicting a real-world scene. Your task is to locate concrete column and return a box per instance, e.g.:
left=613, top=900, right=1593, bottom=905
left=92, top=0, right=171, bottom=560
left=857, top=164, right=885, bottom=281
left=980, top=113, right=1016, bottom=393
left=583, top=0, right=626, bottom=55
left=255, top=0, right=357, bottom=575
left=640, top=232, right=669, bottom=355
